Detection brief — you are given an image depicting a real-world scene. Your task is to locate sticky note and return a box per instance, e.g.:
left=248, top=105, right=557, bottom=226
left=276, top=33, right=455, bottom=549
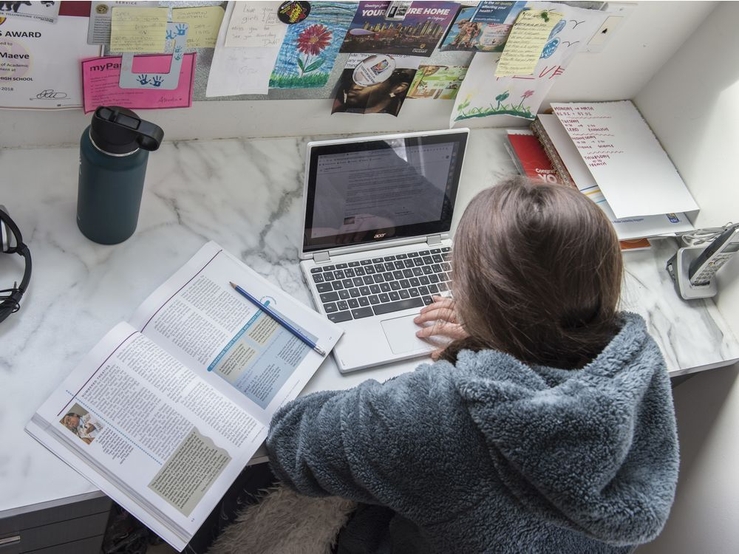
left=172, top=6, right=225, bottom=48
left=110, top=7, right=168, bottom=53
left=495, top=9, right=562, bottom=77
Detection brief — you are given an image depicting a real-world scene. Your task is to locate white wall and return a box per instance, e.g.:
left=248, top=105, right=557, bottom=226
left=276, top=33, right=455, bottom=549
left=0, top=1, right=716, bottom=148
left=634, top=3, right=739, bottom=553
left=634, top=0, right=739, bottom=335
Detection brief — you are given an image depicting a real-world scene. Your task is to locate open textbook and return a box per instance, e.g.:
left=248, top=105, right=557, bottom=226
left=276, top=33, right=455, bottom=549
left=25, top=241, right=343, bottom=551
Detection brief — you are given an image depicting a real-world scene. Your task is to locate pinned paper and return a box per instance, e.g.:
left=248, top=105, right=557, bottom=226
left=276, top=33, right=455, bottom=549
left=88, top=1, right=150, bottom=46
left=110, top=7, right=169, bottom=53
left=407, top=65, right=468, bottom=99
left=0, top=0, right=60, bottom=23
left=225, top=1, right=288, bottom=48
left=269, top=1, right=356, bottom=90
left=331, top=54, right=419, bottom=116
left=450, top=2, right=606, bottom=125
left=81, top=54, right=196, bottom=113
left=206, top=1, right=284, bottom=97
left=495, top=9, right=561, bottom=77
left=0, top=15, right=100, bottom=109
left=172, top=6, right=225, bottom=49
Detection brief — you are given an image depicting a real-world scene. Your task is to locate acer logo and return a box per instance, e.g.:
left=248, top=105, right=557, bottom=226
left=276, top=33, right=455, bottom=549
left=374, top=233, right=386, bottom=239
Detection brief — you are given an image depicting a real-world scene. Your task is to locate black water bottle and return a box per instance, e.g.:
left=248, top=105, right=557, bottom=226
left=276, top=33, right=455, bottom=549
left=77, top=106, right=164, bottom=244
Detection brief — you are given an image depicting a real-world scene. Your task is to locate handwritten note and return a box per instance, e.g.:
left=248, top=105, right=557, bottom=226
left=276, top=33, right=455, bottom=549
left=550, top=101, right=700, bottom=218
left=495, top=9, right=561, bottom=77
left=110, top=7, right=168, bottom=53
left=225, top=1, right=287, bottom=48
left=206, top=1, right=283, bottom=96
left=172, top=6, right=225, bottom=49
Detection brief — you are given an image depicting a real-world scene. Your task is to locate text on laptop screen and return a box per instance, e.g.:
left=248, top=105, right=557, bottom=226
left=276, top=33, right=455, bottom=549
left=303, top=130, right=468, bottom=253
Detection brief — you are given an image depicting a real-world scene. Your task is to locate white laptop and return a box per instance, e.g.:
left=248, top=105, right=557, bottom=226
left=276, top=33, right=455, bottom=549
left=298, top=128, right=470, bottom=373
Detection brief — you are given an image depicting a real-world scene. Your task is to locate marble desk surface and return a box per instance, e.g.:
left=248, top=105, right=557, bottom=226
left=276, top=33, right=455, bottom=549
left=1, top=129, right=737, bottom=516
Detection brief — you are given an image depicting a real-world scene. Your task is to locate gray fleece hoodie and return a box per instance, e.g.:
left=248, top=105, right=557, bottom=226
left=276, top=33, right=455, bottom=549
left=266, top=312, right=679, bottom=553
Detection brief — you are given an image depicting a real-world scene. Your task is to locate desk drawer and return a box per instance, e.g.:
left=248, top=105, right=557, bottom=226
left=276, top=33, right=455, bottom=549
left=0, top=494, right=112, bottom=554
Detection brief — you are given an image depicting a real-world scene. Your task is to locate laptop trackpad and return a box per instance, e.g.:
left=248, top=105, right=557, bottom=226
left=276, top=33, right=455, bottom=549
left=381, top=315, right=434, bottom=354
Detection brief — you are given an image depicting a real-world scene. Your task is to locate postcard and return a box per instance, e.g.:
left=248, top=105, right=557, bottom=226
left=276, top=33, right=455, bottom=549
left=340, top=1, right=458, bottom=57
left=407, top=64, right=467, bottom=99
left=438, top=2, right=525, bottom=53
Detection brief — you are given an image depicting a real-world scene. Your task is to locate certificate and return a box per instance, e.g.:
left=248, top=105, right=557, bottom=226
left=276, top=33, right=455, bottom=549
left=0, top=15, right=101, bottom=109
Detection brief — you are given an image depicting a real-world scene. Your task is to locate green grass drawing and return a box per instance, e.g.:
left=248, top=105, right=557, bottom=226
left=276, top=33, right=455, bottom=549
left=455, top=102, right=534, bottom=120
left=269, top=73, right=329, bottom=89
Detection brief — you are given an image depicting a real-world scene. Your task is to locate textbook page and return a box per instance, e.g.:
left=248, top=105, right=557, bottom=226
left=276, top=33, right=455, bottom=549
left=550, top=101, right=700, bottom=219
left=129, top=241, right=343, bottom=424
left=537, top=114, right=694, bottom=239
left=26, top=322, right=266, bottom=551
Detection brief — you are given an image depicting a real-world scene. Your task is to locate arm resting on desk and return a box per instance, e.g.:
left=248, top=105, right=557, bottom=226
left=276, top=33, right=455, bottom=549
left=265, top=363, right=487, bottom=520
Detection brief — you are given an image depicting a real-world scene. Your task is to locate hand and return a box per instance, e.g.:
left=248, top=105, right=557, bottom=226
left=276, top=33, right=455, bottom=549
left=414, top=296, right=468, bottom=360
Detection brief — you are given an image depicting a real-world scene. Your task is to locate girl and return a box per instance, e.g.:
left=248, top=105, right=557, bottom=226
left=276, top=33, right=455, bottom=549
left=266, top=176, right=679, bottom=553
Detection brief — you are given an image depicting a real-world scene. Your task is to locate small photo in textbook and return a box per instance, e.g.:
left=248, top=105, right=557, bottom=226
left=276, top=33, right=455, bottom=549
left=61, top=404, right=104, bottom=446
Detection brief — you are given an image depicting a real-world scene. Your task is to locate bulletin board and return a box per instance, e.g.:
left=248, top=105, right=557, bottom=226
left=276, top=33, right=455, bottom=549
left=102, top=1, right=475, bottom=102
left=0, top=0, right=609, bottom=120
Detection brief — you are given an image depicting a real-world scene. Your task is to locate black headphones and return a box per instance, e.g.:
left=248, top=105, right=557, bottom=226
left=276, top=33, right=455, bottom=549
left=0, top=206, right=32, bottom=324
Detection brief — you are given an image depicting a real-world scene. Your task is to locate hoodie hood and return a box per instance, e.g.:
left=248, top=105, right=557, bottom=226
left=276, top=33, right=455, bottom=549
left=453, top=312, right=679, bottom=545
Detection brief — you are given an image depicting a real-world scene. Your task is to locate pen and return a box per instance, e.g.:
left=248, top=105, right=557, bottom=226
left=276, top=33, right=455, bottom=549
left=229, top=281, right=326, bottom=356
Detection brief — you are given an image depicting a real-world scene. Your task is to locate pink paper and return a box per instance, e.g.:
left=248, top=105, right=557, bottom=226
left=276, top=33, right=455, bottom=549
left=81, top=53, right=196, bottom=114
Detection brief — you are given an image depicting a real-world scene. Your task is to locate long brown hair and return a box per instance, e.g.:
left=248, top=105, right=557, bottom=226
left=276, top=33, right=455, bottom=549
left=443, top=176, right=623, bottom=369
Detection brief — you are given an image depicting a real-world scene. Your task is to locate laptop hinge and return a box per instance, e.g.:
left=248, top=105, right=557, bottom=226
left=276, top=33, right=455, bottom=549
left=426, top=235, right=443, bottom=247
left=314, top=251, right=331, bottom=263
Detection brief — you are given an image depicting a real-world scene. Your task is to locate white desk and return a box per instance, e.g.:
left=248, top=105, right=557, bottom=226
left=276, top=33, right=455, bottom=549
left=1, top=129, right=737, bottom=530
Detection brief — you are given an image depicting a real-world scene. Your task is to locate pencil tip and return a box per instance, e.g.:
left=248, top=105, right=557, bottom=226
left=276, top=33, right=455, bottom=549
left=229, top=281, right=236, bottom=288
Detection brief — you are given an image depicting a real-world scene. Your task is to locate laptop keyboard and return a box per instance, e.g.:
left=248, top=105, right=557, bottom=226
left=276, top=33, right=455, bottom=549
left=309, top=247, right=453, bottom=323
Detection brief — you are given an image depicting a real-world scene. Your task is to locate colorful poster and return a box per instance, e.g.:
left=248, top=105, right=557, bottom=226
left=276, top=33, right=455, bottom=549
left=438, top=2, right=525, bottom=53
left=339, top=1, right=459, bottom=57
left=332, top=53, right=418, bottom=116
left=270, top=2, right=358, bottom=89
left=450, top=3, right=606, bottom=124
left=407, top=65, right=467, bottom=99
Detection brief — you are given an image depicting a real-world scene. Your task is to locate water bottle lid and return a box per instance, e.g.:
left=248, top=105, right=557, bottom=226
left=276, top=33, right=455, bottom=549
left=90, top=106, right=164, bottom=155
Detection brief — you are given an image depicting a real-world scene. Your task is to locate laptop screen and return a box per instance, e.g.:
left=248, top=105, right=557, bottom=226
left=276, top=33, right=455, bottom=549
left=302, top=129, right=469, bottom=254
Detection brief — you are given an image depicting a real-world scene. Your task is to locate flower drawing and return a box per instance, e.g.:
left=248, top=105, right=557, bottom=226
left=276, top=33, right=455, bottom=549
left=495, top=91, right=510, bottom=110
left=296, top=24, right=332, bottom=76
left=517, top=89, right=535, bottom=109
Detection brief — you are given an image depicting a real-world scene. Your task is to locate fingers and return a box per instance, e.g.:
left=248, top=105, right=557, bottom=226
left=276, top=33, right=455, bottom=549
left=414, top=296, right=457, bottom=326
left=414, top=295, right=467, bottom=342
left=415, top=321, right=467, bottom=341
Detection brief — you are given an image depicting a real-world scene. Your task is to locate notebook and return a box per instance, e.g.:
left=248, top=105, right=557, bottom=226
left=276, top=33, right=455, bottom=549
left=299, top=128, right=470, bottom=373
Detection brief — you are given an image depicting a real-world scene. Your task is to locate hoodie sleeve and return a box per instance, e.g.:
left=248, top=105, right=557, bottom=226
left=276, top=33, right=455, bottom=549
left=266, top=363, right=490, bottom=518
